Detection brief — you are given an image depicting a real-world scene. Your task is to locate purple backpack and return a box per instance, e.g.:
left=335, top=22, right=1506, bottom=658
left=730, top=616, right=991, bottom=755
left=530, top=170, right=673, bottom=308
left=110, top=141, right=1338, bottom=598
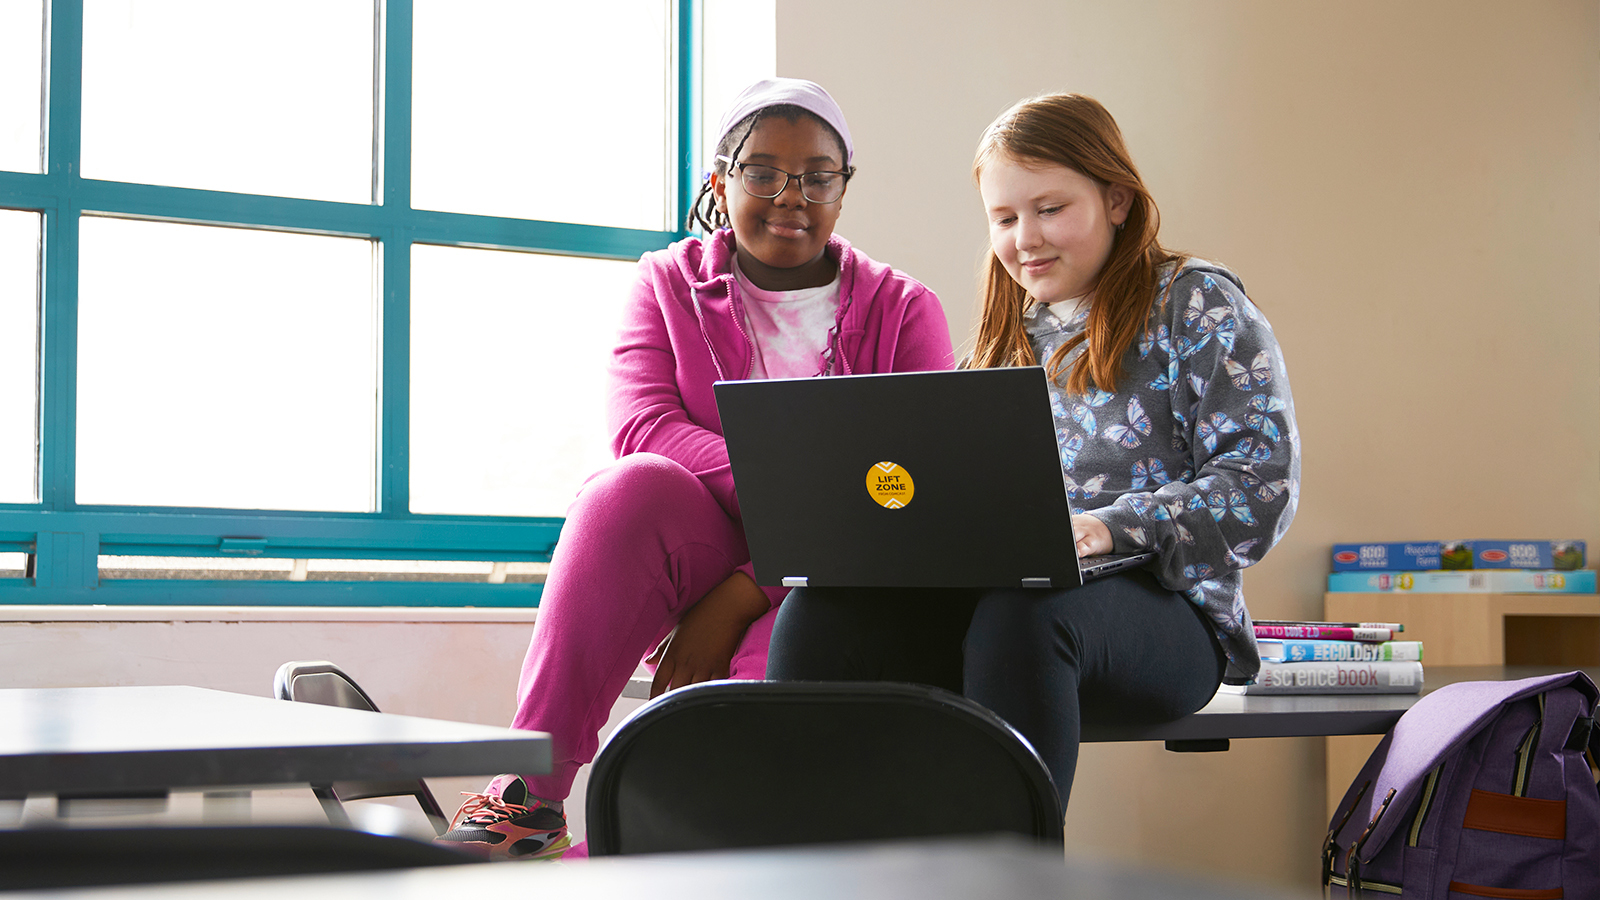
left=1324, top=671, right=1599, bottom=898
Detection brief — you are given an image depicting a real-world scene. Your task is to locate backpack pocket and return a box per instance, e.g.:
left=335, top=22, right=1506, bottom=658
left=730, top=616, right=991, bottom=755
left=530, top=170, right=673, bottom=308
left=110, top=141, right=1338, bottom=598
left=1446, top=789, right=1566, bottom=899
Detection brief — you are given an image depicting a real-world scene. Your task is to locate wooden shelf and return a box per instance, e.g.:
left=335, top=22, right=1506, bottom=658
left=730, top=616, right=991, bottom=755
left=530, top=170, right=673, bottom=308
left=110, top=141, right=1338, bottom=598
left=1320, top=591, right=1600, bottom=813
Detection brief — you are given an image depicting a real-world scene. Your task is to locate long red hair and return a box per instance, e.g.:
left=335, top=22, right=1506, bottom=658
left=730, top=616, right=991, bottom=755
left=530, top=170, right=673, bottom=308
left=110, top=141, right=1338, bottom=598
left=967, top=93, right=1183, bottom=394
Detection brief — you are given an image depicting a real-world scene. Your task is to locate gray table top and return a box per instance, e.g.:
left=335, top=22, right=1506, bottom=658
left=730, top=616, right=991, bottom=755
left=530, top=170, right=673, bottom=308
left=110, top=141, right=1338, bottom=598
left=0, top=685, right=550, bottom=797
left=1083, top=664, right=1600, bottom=744
left=0, top=834, right=1319, bottom=900
left=629, top=666, right=1599, bottom=745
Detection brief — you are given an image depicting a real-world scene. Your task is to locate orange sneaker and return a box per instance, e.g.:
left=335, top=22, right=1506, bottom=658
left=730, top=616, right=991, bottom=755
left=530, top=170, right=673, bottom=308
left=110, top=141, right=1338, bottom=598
left=436, top=775, right=571, bottom=861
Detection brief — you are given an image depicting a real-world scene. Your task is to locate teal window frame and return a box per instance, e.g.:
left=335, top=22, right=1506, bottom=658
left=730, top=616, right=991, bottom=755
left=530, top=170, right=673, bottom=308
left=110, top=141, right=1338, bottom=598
left=0, top=0, right=701, bottom=605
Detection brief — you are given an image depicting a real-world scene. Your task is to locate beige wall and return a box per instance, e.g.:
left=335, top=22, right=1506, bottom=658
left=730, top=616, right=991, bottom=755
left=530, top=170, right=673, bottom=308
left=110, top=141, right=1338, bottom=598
left=779, top=0, right=1600, bottom=889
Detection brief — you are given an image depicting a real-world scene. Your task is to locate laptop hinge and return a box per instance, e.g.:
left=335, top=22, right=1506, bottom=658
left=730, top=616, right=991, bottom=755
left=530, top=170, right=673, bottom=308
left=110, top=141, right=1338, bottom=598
left=1021, top=578, right=1053, bottom=589
left=782, top=577, right=808, bottom=587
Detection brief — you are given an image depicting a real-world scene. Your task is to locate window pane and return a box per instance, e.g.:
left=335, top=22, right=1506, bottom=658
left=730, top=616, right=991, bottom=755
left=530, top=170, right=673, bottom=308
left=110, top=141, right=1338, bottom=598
left=80, top=0, right=375, bottom=203
left=77, top=218, right=377, bottom=511
left=410, top=245, right=633, bottom=516
left=0, top=1, right=43, bottom=174
left=701, top=0, right=776, bottom=172
left=0, top=210, right=40, bottom=503
left=412, top=0, right=670, bottom=230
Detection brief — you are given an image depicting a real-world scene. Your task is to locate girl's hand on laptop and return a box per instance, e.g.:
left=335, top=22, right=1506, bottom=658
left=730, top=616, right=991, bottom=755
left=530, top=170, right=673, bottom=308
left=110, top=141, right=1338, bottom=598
left=1070, top=514, right=1112, bottom=558
left=647, top=571, right=770, bottom=699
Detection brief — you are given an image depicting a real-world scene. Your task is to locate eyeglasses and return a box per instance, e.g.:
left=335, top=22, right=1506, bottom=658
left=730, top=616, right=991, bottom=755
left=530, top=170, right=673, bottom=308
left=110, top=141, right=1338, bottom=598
left=717, top=155, right=851, bottom=204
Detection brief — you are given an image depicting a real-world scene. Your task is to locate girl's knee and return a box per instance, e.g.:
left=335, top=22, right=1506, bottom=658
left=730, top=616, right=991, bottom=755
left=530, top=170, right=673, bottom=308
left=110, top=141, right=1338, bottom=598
left=565, top=454, right=708, bottom=538
left=966, top=590, right=1075, bottom=669
left=578, top=454, right=698, bottom=505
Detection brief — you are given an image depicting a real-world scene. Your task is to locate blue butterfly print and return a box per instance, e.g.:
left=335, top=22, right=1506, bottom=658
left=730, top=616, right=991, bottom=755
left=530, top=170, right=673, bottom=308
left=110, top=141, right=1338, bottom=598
left=1058, top=432, right=1083, bottom=470
left=1240, top=471, right=1290, bottom=501
left=1206, top=489, right=1258, bottom=526
left=1194, top=304, right=1232, bottom=339
left=1069, top=389, right=1114, bottom=436
left=1146, top=356, right=1180, bottom=392
left=1123, top=495, right=1153, bottom=516
left=1219, top=436, right=1273, bottom=464
left=1209, top=309, right=1237, bottom=354
left=1245, top=411, right=1281, bottom=442
left=1183, top=563, right=1215, bottom=581
left=1248, top=394, right=1286, bottom=414
left=1138, top=323, right=1171, bottom=359
left=1224, top=350, right=1272, bottom=390
left=1182, top=286, right=1206, bottom=329
left=1201, top=274, right=1218, bottom=292
left=1196, top=412, right=1243, bottom=454
left=1174, top=332, right=1212, bottom=361
left=1188, top=373, right=1208, bottom=403
left=1152, top=499, right=1195, bottom=545
left=1064, top=473, right=1108, bottom=500
left=1130, top=458, right=1170, bottom=490
left=1209, top=600, right=1248, bottom=633
left=1104, top=397, right=1152, bottom=449
left=1225, top=538, right=1261, bottom=567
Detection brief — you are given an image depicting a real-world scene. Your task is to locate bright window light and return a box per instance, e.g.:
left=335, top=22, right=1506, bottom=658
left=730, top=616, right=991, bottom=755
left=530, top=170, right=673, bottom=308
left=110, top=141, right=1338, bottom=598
left=411, top=0, right=671, bottom=229
left=409, top=244, right=633, bottom=517
left=0, top=209, right=40, bottom=504
left=0, top=0, right=44, bottom=174
left=76, top=218, right=377, bottom=511
left=80, top=0, right=375, bottom=202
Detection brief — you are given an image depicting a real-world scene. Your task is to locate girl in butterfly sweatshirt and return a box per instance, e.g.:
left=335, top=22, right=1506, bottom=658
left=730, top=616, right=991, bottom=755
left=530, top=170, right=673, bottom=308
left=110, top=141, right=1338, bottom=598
left=767, top=93, right=1299, bottom=810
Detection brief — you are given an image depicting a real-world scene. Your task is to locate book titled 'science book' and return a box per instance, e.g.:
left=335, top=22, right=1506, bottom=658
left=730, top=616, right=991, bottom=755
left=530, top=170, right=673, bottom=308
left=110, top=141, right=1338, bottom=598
left=1221, top=660, right=1424, bottom=695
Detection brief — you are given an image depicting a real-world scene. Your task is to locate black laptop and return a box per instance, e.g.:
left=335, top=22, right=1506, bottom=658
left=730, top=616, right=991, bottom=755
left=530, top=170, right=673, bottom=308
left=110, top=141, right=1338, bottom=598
left=714, top=367, right=1155, bottom=589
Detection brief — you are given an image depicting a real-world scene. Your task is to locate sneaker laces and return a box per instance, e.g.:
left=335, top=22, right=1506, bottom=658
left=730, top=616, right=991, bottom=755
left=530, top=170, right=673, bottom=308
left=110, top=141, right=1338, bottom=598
left=453, top=790, right=533, bottom=827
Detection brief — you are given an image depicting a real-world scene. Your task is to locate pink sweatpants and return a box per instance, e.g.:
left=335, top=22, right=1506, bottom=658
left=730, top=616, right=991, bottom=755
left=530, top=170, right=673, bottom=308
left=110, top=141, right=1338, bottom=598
left=509, top=452, right=784, bottom=801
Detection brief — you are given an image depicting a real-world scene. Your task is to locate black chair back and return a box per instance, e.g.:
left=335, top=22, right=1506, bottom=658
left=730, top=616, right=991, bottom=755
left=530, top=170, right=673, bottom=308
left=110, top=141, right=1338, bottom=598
left=586, top=680, right=1063, bottom=856
left=273, top=660, right=450, bottom=834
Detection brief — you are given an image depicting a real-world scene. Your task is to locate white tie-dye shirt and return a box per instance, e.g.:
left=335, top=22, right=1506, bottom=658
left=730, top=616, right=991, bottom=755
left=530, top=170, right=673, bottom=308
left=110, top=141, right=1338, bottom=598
left=733, top=261, right=842, bottom=380
left=1025, top=260, right=1300, bottom=684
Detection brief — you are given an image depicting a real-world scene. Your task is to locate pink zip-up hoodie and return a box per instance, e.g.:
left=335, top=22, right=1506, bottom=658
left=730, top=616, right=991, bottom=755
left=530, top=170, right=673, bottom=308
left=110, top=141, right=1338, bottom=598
left=608, top=228, right=954, bottom=527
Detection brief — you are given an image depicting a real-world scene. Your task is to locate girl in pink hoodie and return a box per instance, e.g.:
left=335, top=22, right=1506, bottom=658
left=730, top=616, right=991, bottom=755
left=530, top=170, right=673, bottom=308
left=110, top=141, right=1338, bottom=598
left=437, top=78, right=953, bottom=860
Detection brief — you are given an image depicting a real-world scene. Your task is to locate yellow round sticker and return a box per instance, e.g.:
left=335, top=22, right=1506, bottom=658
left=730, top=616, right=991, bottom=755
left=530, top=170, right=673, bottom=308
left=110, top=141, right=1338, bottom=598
left=866, top=461, right=914, bottom=509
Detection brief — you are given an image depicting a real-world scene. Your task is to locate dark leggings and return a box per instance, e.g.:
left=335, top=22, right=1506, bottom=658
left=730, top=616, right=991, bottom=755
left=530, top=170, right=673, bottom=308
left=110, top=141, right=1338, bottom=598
left=764, top=569, right=1226, bottom=809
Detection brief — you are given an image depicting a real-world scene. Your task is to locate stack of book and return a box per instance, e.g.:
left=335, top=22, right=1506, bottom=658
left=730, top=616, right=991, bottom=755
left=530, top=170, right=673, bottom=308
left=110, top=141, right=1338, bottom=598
left=1226, top=620, right=1423, bottom=695
left=1327, top=540, right=1593, bottom=593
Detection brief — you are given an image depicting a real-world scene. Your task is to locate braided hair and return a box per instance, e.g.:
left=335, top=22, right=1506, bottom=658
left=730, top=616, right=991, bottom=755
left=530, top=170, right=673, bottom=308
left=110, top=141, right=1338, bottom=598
left=686, top=104, right=854, bottom=234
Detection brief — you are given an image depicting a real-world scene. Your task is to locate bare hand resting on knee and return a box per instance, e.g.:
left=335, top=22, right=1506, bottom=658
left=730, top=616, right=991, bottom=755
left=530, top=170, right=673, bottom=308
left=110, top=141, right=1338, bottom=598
left=647, top=570, right=769, bottom=698
left=1070, top=514, right=1112, bottom=558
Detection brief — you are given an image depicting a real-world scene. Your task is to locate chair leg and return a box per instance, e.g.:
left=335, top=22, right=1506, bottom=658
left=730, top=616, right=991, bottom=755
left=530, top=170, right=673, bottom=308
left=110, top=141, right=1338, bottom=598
left=408, top=778, right=452, bottom=836
left=311, top=785, right=353, bottom=829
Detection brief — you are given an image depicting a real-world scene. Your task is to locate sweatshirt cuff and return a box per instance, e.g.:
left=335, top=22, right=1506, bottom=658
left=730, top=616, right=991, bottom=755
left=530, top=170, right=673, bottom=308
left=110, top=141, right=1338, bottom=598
left=1089, top=506, right=1150, bottom=555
